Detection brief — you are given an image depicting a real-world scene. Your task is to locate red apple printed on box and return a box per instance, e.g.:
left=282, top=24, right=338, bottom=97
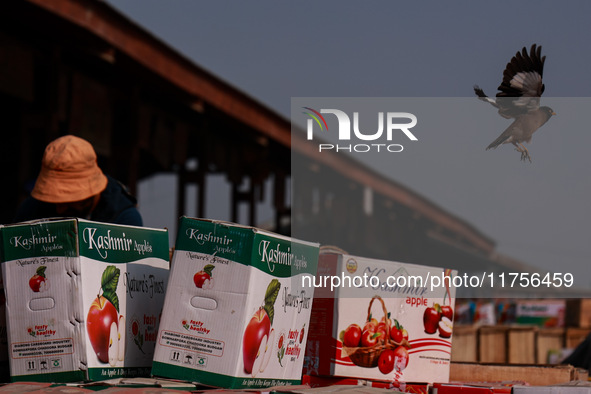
left=339, top=296, right=412, bottom=375
left=181, top=319, right=189, bottom=330
left=423, top=303, right=453, bottom=338
left=277, top=331, right=286, bottom=367
left=131, top=318, right=145, bottom=354
left=243, top=279, right=280, bottom=377
left=87, top=265, right=126, bottom=366
left=29, top=265, right=49, bottom=292
left=193, top=264, right=215, bottom=289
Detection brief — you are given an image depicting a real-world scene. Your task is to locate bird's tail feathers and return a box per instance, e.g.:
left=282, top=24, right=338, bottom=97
left=486, top=134, right=509, bottom=150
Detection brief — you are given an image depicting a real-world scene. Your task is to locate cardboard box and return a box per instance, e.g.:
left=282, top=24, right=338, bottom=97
left=516, top=300, right=565, bottom=328
left=566, top=299, right=591, bottom=329
left=537, top=328, right=565, bottom=364
left=565, top=328, right=591, bottom=349
left=576, top=368, right=589, bottom=381
left=449, top=363, right=581, bottom=386
left=305, top=253, right=457, bottom=383
left=507, top=326, right=536, bottom=364
left=450, top=325, right=477, bottom=363
left=151, top=217, right=319, bottom=389
left=478, top=326, right=507, bottom=363
left=0, top=218, right=170, bottom=382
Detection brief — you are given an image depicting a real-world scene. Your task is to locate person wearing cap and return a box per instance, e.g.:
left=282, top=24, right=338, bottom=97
left=14, top=135, right=143, bottom=226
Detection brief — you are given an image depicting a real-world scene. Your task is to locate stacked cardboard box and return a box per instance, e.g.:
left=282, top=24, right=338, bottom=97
left=450, top=362, right=588, bottom=387
left=305, top=252, right=457, bottom=384
left=477, top=325, right=538, bottom=364
left=565, top=299, right=591, bottom=361
left=566, top=300, right=591, bottom=329
left=151, top=217, right=320, bottom=389
left=537, top=328, right=565, bottom=364
left=450, top=325, right=478, bottom=363
left=0, top=218, right=170, bottom=382
left=452, top=325, right=571, bottom=365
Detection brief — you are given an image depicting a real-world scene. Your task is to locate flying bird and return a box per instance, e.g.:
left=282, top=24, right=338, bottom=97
left=474, top=44, right=555, bottom=162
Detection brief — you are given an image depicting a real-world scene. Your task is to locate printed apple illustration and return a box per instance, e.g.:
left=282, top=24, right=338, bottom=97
left=87, top=265, right=122, bottom=364
left=278, top=333, right=284, bottom=349
left=132, top=320, right=140, bottom=337
left=423, top=304, right=441, bottom=334
left=402, top=328, right=409, bottom=341
left=390, top=326, right=403, bottom=343
left=361, top=329, right=380, bottom=347
left=441, top=305, right=453, bottom=321
left=365, top=317, right=378, bottom=330
left=108, top=322, right=119, bottom=366
left=131, top=318, right=146, bottom=354
left=117, top=315, right=126, bottom=361
left=393, top=346, right=409, bottom=372
left=438, top=316, right=453, bottom=338
left=243, top=278, right=280, bottom=376
left=243, top=308, right=271, bottom=374
left=376, top=322, right=387, bottom=342
left=363, top=321, right=377, bottom=333
left=29, top=266, right=48, bottom=292
left=343, top=324, right=362, bottom=347
left=257, top=328, right=275, bottom=375
left=378, top=349, right=395, bottom=374
left=193, top=264, right=215, bottom=289
left=87, top=295, right=119, bottom=363
left=299, top=325, right=305, bottom=344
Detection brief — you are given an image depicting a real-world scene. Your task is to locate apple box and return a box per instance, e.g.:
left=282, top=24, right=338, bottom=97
left=0, top=218, right=170, bottom=382
left=304, top=252, right=457, bottom=383
left=151, top=217, right=319, bottom=389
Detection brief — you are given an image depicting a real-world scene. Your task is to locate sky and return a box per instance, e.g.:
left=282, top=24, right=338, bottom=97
left=108, top=1, right=591, bottom=287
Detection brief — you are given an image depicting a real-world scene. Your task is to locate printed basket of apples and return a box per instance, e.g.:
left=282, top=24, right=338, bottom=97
left=340, top=295, right=410, bottom=369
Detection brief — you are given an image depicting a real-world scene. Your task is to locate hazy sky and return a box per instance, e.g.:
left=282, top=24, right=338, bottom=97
left=108, top=1, right=591, bottom=285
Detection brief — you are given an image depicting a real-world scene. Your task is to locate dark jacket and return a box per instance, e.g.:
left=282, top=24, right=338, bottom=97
left=13, top=176, right=143, bottom=226
left=562, top=334, right=591, bottom=372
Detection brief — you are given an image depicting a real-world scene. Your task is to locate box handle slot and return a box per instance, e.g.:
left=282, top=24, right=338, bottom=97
left=190, top=296, right=217, bottom=310
left=29, top=297, right=55, bottom=311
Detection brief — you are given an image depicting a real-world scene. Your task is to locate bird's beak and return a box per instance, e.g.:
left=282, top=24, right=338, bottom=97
left=551, top=111, right=557, bottom=116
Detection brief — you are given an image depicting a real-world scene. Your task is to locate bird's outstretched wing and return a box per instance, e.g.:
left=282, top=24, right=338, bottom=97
left=474, top=44, right=546, bottom=119
left=475, top=44, right=554, bottom=162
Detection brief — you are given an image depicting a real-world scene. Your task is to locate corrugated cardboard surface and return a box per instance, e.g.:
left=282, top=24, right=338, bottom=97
left=450, top=362, right=585, bottom=386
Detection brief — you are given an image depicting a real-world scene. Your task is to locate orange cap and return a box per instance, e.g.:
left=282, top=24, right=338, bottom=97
left=31, top=135, right=108, bottom=203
